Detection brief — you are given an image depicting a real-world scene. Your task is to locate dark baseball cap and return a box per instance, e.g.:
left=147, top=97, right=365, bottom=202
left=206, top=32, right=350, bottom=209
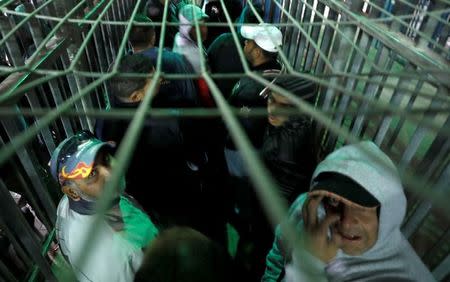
left=259, top=73, right=318, bottom=103
left=48, top=131, right=115, bottom=185
left=310, top=172, right=380, bottom=208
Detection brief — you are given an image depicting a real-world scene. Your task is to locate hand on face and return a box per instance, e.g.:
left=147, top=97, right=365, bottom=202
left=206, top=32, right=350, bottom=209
left=302, top=195, right=342, bottom=263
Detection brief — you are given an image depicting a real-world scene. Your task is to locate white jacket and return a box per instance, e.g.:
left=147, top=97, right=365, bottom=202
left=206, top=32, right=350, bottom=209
left=56, top=195, right=158, bottom=282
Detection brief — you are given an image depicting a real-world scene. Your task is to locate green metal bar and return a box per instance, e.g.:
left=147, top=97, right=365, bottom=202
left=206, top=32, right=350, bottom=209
left=1, top=64, right=448, bottom=87
left=3, top=5, right=447, bottom=27
left=394, top=0, right=449, bottom=26
left=0, top=106, right=448, bottom=119
left=324, top=0, right=450, bottom=63
left=286, top=0, right=387, bottom=74
left=0, top=0, right=56, bottom=49
left=13, top=0, right=87, bottom=72
left=256, top=14, right=450, bottom=139
left=0, top=0, right=17, bottom=9
left=367, top=0, right=450, bottom=51
left=271, top=0, right=335, bottom=71
left=68, top=0, right=117, bottom=71
left=28, top=229, right=57, bottom=282
left=0, top=0, right=88, bottom=104
left=0, top=73, right=112, bottom=166
left=0, top=51, right=70, bottom=105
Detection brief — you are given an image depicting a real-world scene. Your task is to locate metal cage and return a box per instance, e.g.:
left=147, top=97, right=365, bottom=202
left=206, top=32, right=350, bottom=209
left=0, top=0, right=449, bottom=280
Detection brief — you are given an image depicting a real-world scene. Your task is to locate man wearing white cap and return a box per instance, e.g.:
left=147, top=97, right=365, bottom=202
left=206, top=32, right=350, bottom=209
left=227, top=23, right=283, bottom=150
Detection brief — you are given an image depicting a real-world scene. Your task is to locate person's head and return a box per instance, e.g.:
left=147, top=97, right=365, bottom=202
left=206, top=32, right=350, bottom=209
left=48, top=131, right=124, bottom=202
left=309, top=141, right=406, bottom=256
left=179, top=4, right=209, bottom=42
left=241, top=23, right=282, bottom=66
left=134, top=227, right=233, bottom=282
left=310, top=172, right=379, bottom=255
left=109, top=54, right=160, bottom=103
left=129, top=14, right=156, bottom=51
left=264, top=75, right=318, bottom=127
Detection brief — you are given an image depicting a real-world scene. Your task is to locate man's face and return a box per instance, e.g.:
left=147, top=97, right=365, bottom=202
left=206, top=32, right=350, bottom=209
left=188, top=21, right=208, bottom=42
left=267, top=92, right=294, bottom=127
left=243, top=39, right=258, bottom=63
left=323, top=197, right=379, bottom=255
left=71, top=150, right=124, bottom=199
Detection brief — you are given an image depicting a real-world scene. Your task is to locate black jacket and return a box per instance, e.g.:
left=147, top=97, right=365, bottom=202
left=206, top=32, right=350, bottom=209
left=261, top=117, right=317, bottom=203
left=141, top=0, right=179, bottom=49
left=226, top=59, right=281, bottom=149
left=207, top=33, right=244, bottom=99
left=95, top=101, right=207, bottom=226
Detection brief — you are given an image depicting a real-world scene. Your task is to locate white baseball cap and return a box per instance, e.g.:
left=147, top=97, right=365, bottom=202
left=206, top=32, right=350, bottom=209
left=241, top=23, right=282, bottom=53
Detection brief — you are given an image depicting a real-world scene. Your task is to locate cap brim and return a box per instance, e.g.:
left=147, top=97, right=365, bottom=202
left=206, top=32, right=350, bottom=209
left=310, top=175, right=380, bottom=208
left=308, top=190, right=378, bottom=211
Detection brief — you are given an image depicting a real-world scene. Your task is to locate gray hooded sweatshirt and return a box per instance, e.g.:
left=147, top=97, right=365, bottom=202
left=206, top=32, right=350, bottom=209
left=262, top=141, right=435, bottom=282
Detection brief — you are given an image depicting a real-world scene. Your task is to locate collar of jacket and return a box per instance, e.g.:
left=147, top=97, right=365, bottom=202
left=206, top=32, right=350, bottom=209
left=251, top=59, right=281, bottom=72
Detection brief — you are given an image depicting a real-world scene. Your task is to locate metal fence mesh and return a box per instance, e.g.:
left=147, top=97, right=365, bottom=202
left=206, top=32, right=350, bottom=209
left=0, top=0, right=449, bottom=280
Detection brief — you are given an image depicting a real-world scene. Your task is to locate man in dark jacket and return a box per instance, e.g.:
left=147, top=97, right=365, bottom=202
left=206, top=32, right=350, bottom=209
left=206, top=3, right=263, bottom=99
left=224, top=23, right=283, bottom=184
left=138, top=0, right=181, bottom=49
left=226, top=23, right=283, bottom=150
left=261, top=75, right=318, bottom=204
left=128, top=16, right=228, bottom=245
left=202, top=0, right=242, bottom=48
left=95, top=54, right=207, bottom=231
left=129, top=14, right=199, bottom=108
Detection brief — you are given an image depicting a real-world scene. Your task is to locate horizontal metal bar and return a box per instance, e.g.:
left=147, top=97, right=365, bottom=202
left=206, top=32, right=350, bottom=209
left=0, top=105, right=448, bottom=118
left=3, top=6, right=445, bottom=26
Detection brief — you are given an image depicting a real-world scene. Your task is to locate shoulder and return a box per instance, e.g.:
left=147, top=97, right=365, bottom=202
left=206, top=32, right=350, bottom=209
left=208, top=33, right=233, bottom=52
left=56, top=195, right=70, bottom=216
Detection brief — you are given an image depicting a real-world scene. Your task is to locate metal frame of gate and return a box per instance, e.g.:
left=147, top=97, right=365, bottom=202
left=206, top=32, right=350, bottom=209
left=0, top=0, right=449, bottom=280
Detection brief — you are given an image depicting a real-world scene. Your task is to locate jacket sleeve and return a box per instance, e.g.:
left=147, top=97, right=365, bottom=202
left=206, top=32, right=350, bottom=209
left=261, top=224, right=286, bottom=282
left=285, top=247, right=328, bottom=282
left=261, top=193, right=309, bottom=282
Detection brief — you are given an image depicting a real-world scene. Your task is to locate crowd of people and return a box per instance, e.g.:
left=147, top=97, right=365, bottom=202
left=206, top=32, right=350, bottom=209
left=44, top=0, right=435, bottom=281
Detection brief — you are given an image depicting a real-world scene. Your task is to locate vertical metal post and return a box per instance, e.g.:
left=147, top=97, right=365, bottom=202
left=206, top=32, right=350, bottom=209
left=0, top=14, right=25, bottom=67
left=402, top=161, right=450, bottom=238
left=303, top=1, right=326, bottom=71
left=0, top=180, right=55, bottom=281
left=314, top=7, right=337, bottom=74
left=285, top=0, right=304, bottom=63
left=333, top=30, right=373, bottom=132
left=293, top=0, right=313, bottom=70
left=398, top=86, right=445, bottom=169
left=373, top=63, right=414, bottom=145
left=350, top=45, right=390, bottom=137
left=1, top=117, right=56, bottom=224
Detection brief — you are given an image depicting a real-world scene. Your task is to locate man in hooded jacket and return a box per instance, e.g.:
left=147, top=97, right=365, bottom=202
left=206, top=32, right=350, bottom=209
left=173, top=4, right=214, bottom=107
left=173, top=4, right=209, bottom=73
left=262, top=141, right=435, bottom=282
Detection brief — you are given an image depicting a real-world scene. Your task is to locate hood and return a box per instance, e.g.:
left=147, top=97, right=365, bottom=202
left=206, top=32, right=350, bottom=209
left=311, top=141, right=406, bottom=257
left=178, top=4, right=208, bottom=39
